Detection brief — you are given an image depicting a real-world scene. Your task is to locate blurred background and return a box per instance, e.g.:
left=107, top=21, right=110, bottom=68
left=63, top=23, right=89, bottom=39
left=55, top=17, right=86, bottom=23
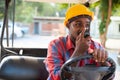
left=0, top=0, right=120, bottom=79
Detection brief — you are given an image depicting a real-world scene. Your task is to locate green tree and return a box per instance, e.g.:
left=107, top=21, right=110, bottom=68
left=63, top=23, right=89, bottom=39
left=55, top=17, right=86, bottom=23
left=0, top=0, right=67, bottom=23
left=0, top=0, right=23, bottom=21
left=15, top=1, right=35, bottom=23
left=99, top=0, right=120, bottom=47
left=57, top=1, right=120, bottom=48
left=14, top=1, right=57, bottom=23
left=56, top=3, right=68, bottom=17
left=39, top=3, right=57, bottom=16
left=0, top=0, right=5, bottom=19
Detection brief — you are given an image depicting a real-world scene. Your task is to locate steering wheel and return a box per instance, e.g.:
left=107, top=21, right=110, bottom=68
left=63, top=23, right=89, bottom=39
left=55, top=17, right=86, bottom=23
left=60, top=54, right=116, bottom=80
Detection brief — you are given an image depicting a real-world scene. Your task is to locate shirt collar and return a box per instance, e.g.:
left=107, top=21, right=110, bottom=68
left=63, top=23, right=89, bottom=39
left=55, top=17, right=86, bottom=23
left=66, top=35, right=75, bottom=50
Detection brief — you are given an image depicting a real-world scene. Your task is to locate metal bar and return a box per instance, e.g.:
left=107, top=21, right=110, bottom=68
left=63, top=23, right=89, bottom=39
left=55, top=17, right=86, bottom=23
left=11, top=0, right=16, bottom=47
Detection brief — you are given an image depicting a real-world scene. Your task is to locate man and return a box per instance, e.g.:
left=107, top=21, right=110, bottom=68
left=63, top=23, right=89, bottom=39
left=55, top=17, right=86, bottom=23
left=44, top=4, right=114, bottom=80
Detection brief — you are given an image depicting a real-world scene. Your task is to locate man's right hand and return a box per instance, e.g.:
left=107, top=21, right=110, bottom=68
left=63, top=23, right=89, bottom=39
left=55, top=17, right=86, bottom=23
left=71, top=28, right=91, bottom=57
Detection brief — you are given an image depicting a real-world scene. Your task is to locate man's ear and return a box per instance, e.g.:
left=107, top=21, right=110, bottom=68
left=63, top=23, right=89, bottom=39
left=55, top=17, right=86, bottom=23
left=66, top=22, right=70, bottom=29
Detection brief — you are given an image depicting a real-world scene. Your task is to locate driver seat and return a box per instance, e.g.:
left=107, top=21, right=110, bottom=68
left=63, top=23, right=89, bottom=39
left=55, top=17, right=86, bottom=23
left=0, top=56, right=48, bottom=80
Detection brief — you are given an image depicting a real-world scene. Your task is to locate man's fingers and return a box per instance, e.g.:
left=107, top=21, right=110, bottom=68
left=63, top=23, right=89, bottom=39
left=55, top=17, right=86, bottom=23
left=93, top=48, right=108, bottom=62
left=101, top=50, right=105, bottom=62
left=77, top=28, right=86, bottom=41
left=104, top=50, right=108, bottom=61
left=97, top=49, right=102, bottom=62
left=93, top=49, right=98, bottom=62
left=81, top=28, right=86, bottom=39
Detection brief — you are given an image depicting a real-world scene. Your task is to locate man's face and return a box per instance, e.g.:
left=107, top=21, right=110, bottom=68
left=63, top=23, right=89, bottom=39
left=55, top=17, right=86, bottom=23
left=68, top=17, right=91, bottom=43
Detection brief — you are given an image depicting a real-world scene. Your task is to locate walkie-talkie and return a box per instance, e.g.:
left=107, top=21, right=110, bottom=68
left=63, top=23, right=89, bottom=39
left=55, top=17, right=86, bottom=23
left=84, top=29, right=90, bottom=38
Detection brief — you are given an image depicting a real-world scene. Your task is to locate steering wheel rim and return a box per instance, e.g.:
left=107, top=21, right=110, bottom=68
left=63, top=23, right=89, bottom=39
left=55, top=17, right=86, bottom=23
left=60, top=54, right=116, bottom=80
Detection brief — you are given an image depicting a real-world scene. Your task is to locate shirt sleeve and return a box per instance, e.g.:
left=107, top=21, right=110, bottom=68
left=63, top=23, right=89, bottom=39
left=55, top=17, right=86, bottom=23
left=44, top=40, right=65, bottom=80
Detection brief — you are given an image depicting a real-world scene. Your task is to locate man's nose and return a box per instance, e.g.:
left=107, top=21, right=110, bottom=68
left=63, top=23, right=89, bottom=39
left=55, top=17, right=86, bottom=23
left=81, top=24, right=87, bottom=31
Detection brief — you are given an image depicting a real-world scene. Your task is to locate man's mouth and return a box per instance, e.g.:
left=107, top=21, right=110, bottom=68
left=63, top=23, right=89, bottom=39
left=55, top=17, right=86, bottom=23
left=77, top=31, right=82, bottom=35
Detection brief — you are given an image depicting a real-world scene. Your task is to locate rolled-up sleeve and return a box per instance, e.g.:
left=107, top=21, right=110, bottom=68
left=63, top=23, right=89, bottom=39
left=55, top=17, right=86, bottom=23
left=44, top=40, right=65, bottom=80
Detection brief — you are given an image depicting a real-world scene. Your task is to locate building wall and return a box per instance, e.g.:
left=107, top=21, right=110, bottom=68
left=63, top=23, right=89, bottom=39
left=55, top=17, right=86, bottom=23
left=33, top=17, right=66, bottom=36
left=33, top=16, right=120, bottom=38
left=107, top=16, right=120, bottom=39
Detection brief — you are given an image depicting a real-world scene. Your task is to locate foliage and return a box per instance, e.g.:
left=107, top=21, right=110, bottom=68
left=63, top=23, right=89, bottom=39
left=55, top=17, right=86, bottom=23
left=98, top=0, right=108, bottom=35
left=56, top=3, right=68, bottom=17
left=0, top=0, right=66, bottom=23
left=112, top=0, right=120, bottom=9
left=112, top=4, right=120, bottom=16
left=0, top=0, right=5, bottom=19
left=1, top=0, right=120, bottom=24
left=40, top=3, right=56, bottom=16
left=15, top=1, right=34, bottom=23
left=90, top=1, right=100, bottom=8
left=99, top=19, right=106, bottom=34
left=98, top=0, right=120, bottom=35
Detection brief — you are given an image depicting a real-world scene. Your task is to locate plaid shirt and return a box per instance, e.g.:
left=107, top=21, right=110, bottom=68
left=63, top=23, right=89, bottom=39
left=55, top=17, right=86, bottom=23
left=44, top=35, right=113, bottom=80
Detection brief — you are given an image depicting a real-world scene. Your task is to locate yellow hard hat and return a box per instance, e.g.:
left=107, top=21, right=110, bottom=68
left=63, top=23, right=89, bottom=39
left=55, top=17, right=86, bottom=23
left=64, top=4, right=94, bottom=26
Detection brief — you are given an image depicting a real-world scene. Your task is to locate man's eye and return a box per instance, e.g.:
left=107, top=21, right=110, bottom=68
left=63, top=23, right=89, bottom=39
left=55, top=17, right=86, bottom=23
left=86, top=24, right=90, bottom=27
left=75, top=22, right=82, bottom=27
left=86, top=24, right=90, bottom=29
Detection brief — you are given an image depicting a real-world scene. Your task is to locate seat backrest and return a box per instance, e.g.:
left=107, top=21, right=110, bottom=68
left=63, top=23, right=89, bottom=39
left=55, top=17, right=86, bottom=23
left=0, top=56, right=48, bottom=80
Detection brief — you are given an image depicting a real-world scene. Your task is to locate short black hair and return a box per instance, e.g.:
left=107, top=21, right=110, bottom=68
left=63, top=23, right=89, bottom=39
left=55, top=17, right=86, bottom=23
left=83, top=2, right=90, bottom=7
left=68, top=15, right=92, bottom=24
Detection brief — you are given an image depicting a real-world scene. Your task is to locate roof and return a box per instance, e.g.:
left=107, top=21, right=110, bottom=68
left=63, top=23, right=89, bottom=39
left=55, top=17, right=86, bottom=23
left=33, top=17, right=64, bottom=22
left=24, top=0, right=99, bottom=4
